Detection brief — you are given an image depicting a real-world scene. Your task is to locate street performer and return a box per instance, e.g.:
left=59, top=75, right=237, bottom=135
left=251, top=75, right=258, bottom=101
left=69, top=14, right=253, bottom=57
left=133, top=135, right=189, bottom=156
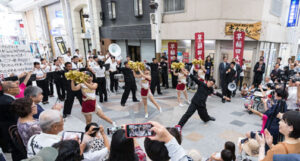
left=178, top=69, right=225, bottom=128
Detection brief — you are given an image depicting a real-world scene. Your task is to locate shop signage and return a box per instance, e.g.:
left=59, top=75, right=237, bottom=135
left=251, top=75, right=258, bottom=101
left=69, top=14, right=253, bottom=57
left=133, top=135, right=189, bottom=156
left=0, top=45, right=34, bottom=77
left=287, top=0, right=300, bottom=27
left=195, top=32, right=205, bottom=60
left=233, top=31, right=245, bottom=65
left=50, top=29, right=61, bottom=36
left=168, top=42, right=178, bottom=67
left=55, top=10, right=63, bottom=18
left=225, top=22, right=261, bottom=40
left=183, top=52, right=189, bottom=63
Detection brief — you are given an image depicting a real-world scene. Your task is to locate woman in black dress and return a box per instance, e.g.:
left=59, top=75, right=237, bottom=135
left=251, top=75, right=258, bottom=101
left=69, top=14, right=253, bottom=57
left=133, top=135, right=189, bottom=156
left=204, top=56, right=213, bottom=80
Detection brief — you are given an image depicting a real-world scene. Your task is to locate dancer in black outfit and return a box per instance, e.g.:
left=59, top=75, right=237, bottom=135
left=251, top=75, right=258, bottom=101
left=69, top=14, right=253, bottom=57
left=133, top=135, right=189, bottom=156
left=171, top=56, right=179, bottom=88
left=147, top=58, right=162, bottom=95
left=119, top=61, right=139, bottom=106
left=63, top=62, right=83, bottom=118
left=178, top=70, right=223, bottom=128
left=52, top=59, right=65, bottom=101
left=89, top=60, right=108, bottom=102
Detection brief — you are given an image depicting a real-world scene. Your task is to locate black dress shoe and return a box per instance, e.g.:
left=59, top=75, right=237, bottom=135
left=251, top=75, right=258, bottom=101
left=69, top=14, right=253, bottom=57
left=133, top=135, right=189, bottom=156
left=121, top=103, right=125, bottom=106
left=63, top=114, right=68, bottom=118
left=209, top=116, right=216, bottom=121
left=104, top=98, right=108, bottom=102
left=158, top=93, right=163, bottom=95
left=227, top=100, right=231, bottom=102
left=100, top=100, right=103, bottom=103
left=222, top=99, right=225, bottom=103
left=133, top=100, right=140, bottom=102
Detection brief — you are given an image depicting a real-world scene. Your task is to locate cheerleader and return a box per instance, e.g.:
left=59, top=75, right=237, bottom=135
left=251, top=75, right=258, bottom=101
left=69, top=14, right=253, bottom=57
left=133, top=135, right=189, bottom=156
left=173, top=68, right=190, bottom=107
left=134, top=67, right=162, bottom=118
left=71, top=71, right=116, bottom=126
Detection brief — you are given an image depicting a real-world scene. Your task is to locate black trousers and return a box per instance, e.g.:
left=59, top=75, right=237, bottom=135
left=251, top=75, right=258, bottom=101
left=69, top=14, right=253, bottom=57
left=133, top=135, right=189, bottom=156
left=171, top=73, right=178, bottom=88
left=48, top=77, right=54, bottom=96
left=223, top=82, right=232, bottom=98
left=150, top=76, right=161, bottom=95
left=96, top=77, right=107, bottom=102
left=121, top=82, right=137, bottom=104
left=178, top=103, right=211, bottom=127
left=239, top=76, right=244, bottom=90
left=54, top=79, right=65, bottom=100
left=205, top=73, right=210, bottom=81
left=233, top=77, right=239, bottom=95
left=36, top=79, right=49, bottom=102
left=110, top=71, right=118, bottom=92
left=161, top=71, right=169, bottom=88
left=63, top=90, right=83, bottom=115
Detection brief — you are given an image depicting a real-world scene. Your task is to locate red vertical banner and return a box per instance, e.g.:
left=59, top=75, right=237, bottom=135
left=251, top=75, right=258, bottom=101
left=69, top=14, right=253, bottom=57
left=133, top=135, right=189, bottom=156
left=183, top=52, right=189, bottom=63
left=195, top=32, right=205, bottom=60
left=168, top=42, right=178, bottom=67
left=233, top=31, right=245, bottom=65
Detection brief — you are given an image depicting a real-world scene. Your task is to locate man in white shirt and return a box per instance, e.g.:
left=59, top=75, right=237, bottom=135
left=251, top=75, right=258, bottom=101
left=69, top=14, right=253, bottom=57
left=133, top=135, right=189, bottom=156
left=27, top=110, right=63, bottom=157
left=74, top=49, right=83, bottom=59
left=63, top=51, right=72, bottom=63
left=287, top=80, right=298, bottom=111
left=72, top=56, right=83, bottom=70
left=108, top=56, right=119, bottom=92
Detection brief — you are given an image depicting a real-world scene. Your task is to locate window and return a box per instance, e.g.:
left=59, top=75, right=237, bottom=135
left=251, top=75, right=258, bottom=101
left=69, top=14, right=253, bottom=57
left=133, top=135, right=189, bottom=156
left=164, top=0, right=184, bottom=13
left=134, top=0, right=143, bottom=17
left=108, top=1, right=116, bottom=20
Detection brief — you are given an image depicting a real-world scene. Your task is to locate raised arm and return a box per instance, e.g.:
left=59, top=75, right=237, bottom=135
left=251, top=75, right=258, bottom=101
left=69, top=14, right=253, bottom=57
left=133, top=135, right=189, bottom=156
left=138, top=69, right=151, bottom=80
left=173, top=70, right=179, bottom=76
left=23, top=71, right=32, bottom=86
left=71, top=80, right=81, bottom=91
left=83, top=81, right=98, bottom=90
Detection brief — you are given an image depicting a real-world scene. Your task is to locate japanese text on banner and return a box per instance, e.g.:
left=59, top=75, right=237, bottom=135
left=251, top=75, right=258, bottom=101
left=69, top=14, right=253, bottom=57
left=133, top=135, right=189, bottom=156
left=233, top=31, right=245, bottom=65
left=195, top=32, right=205, bottom=60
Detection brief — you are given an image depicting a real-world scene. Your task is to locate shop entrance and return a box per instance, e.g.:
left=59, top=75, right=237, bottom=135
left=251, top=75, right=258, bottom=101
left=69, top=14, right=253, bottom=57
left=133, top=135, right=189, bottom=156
left=128, top=46, right=141, bottom=61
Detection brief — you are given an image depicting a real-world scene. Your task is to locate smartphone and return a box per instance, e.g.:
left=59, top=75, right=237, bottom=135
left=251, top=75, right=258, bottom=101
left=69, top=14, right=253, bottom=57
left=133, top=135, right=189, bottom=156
left=92, top=127, right=100, bottom=132
left=62, top=131, right=84, bottom=143
left=125, top=123, right=155, bottom=138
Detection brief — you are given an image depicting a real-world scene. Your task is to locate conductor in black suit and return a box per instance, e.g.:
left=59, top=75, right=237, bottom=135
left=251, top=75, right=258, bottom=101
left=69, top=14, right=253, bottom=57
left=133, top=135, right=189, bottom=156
left=119, top=61, right=139, bottom=106
left=219, top=56, right=229, bottom=102
left=147, top=58, right=162, bottom=95
left=0, top=81, right=19, bottom=159
left=232, top=58, right=242, bottom=97
left=178, top=70, right=223, bottom=128
left=223, top=62, right=236, bottom=102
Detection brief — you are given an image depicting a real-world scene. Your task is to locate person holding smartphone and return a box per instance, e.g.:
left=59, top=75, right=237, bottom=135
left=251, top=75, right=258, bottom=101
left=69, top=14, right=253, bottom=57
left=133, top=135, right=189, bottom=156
left=82, top=123, right=110, bottom=161
left=71, top=71, right=116, bottom=126
left=133, top=67, right=162, bottom=118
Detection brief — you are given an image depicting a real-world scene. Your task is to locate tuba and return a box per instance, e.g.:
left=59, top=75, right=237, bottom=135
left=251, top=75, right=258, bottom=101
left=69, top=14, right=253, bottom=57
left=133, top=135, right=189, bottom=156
left=228, top=82, right=237, bottom=92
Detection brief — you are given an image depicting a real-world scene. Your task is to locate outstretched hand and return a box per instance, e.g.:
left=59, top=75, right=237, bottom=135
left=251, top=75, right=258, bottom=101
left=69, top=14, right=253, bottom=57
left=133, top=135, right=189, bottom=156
left=148, top=121, right=173, bottom=143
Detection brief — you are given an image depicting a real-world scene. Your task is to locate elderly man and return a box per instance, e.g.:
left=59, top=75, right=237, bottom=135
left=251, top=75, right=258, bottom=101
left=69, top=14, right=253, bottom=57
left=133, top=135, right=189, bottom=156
left=27, top=110, right=64, bottom=157
left=0, top=81, right=19, bottom=153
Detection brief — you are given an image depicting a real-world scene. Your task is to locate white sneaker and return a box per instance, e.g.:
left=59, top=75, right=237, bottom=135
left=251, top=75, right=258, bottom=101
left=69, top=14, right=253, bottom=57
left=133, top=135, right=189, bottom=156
left=159, top=108, right=163, bottom=113
left=179, top=103, right=184, bottom=107
left=145, top=113, right=149, bottom=118
left=112, top=122, right=117, bottom=127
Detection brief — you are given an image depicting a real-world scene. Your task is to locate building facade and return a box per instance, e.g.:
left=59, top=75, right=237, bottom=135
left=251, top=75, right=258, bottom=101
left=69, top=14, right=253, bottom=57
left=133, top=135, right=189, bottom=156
left=100, top=0, right=155, bottom=62
left=154, top=0, right=300, bottom=85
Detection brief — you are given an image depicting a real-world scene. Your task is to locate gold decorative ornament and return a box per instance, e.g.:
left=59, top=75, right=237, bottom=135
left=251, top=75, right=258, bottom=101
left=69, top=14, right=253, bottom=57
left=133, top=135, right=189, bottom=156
left=128, top=61, right=145, bottom=71
left=64, top=70, right=89, bottom=84
left=192, top=59, right=203, bottom=66
left=171, top=62, right=185, bottom=69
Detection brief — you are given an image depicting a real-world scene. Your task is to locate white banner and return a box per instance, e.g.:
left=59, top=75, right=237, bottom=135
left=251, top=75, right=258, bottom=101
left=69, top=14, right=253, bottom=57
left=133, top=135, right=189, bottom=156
left=0, top=45, right=35, bottom=78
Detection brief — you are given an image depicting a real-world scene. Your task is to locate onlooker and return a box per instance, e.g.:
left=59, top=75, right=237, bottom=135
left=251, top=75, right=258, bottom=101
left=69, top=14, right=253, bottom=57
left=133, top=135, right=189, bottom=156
left=270, top=63, right=282, bottom=82
left=257, top=111, right=300, bottom=161
left=239, top=59, right=246, bottom=91
left=205, top=56, right=213, bottom=81
left=33, top=62, right=49, bottom=104
left=27, top=110, right=64, bottom=157
left=15, top=71, right=32, bottom=98
left=232, top=58, right=241, bottom=97
left=287, top=79, right=298, bottom=111
left=108, top=129, right=146, bottom=161
left=12, top=98, right=41, bottom=147
left=209, top=141, right=236, bottom=161
left=241, top=83, right=249, bottom=97
left=82, top=123, right=110, bottom=161
left=219, top=56, right=229, bottom=101
left=0, top=81, right=19, bottom=153
left=22, top=147, right=58, bottom=161
left=253, top=59, right=265, bottom=88
left=52, top=140, right=82, bottom=161
left=24, top=86, right=45, bottom=119
left=221, top=149, right=235, bottom=161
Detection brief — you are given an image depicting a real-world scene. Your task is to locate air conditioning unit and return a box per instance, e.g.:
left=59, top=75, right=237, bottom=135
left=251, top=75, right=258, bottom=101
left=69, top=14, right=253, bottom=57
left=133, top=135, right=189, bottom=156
left=150, top=13, right=156, bottom=24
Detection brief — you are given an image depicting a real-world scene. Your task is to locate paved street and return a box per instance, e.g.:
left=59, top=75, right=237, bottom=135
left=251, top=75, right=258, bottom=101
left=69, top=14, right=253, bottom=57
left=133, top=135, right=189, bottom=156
left=30, top=82, right=261, bottom=160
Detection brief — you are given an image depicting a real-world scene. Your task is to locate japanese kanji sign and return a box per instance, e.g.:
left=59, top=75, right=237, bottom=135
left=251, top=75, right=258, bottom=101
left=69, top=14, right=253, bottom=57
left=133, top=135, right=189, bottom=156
left=225, top=22, right=261, bottom=40
left=233, top=31, right=245, bottom=66
left=287, top=0, right=300, bottom=27
left=168, top=42, right=178, bottom=67
left=195, top=32, right=205, bottom=60
left=183, top=52, right=189, bottom=63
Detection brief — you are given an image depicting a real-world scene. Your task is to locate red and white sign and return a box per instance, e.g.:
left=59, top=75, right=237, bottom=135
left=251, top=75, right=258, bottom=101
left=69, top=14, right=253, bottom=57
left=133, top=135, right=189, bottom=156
left=183, top=52, right=189, bottom=63
left=168, top=42, right=178, bottom=66
left=233, top=31, right=245, bottom=65
left=195, top=32, right=205, bottom=60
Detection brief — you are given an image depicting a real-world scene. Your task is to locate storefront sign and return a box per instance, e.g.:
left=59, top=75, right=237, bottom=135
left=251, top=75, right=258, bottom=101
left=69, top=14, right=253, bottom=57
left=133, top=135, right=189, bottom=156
left=168, top=42, right=178, bottom=67
left=183, top=52, right=189, bottom=63
left=225, top=22, right=261, bottom=40
left=0, top=45, right=34, bottom=77
left=50, top=29, right=61, bottom=36
left=233, top=31, right=245, bottom=65
left=195, top=32, right=205, bottom=60
left=287, top=0, right=300, bottom=27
